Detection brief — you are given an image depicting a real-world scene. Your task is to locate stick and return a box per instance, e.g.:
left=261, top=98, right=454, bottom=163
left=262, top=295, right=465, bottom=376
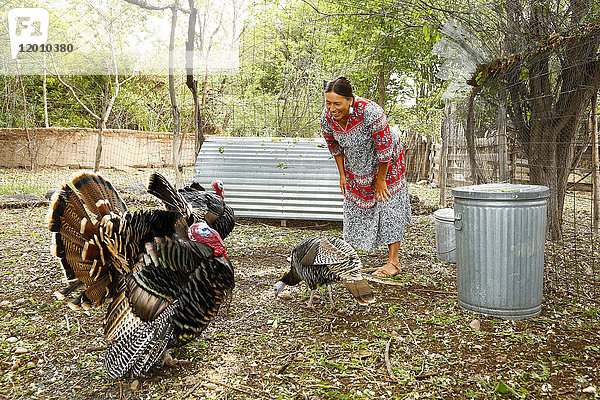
left=413, top=288, right=454, bottom=295
left=415, top=371, right=438, bottom=380
left=362, top=275, right=410, bottom=287
left=384, top=338, right=397, bottom=381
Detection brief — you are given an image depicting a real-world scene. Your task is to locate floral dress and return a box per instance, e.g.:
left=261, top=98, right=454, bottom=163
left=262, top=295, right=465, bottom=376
left=320, top=96, right=412, bottom=251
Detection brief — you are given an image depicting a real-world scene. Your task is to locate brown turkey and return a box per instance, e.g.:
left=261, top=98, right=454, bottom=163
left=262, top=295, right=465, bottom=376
left=47, top=172, right=234, bottom=379
left=274, top=236, right=375, bottom=309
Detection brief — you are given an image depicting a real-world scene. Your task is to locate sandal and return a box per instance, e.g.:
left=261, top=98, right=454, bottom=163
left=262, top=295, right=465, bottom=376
left=372, top=261, right=401, bottom=278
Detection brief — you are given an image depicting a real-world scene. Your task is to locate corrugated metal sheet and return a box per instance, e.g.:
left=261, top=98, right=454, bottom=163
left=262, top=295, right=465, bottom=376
left=193, top=136, right=344, bottom=221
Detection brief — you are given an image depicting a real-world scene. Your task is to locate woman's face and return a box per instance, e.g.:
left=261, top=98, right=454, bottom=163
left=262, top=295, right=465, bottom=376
left=325, top=92, right=352, bottom=122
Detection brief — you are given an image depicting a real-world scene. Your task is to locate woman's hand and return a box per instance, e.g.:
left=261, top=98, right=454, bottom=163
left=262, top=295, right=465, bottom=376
left=339, top=174, right=347, bottom=195
left=375, top=178, right=390, bottom=203
left=375, top=162, right=391, bottom=203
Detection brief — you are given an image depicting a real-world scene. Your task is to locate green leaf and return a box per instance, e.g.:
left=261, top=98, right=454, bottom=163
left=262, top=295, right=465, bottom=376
left=494, top=381, right=517, bottom=395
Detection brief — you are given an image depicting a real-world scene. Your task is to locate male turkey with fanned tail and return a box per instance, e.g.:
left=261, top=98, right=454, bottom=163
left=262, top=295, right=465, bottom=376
left=47, top=172, right=234, bottom=379
left=274, top=236, right=375, bottom=309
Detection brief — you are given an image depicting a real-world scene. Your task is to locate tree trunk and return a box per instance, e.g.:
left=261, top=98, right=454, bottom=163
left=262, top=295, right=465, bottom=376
left=186, top=1, right=204, bottom=157
left=464, top=87, right=485, bottom=184
left=94, top=121, right=104, bottom=172
left=497, top=87, right=508, bottom=181
left=169, top=3, right=182, bottom=189
left=439, top=102, right=454, bottom=207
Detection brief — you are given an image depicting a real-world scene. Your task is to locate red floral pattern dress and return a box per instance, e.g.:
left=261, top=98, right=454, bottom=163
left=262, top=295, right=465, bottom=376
left=320, top=96, right=411, bottom=250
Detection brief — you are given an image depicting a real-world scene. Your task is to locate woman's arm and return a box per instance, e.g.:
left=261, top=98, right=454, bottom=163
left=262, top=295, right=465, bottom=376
left=375, top=162, right=391, bottom=202
left=334, top=155, right=346, bottom=195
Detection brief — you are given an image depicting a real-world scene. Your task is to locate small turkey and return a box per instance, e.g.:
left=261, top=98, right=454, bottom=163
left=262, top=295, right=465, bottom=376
left=47, top=172, right=234, bottom=379
left=274, top=236, right=375, bottom=309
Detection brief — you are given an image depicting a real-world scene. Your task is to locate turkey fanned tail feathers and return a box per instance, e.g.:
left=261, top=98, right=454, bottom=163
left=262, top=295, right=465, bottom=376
left=47, top=172, right=235, bottom=379
left=276, top=236, right=374, bottom=307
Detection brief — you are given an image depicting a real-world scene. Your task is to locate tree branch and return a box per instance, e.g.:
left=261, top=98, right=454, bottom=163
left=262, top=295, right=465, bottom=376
left=122, top=0, right=190, bottom=13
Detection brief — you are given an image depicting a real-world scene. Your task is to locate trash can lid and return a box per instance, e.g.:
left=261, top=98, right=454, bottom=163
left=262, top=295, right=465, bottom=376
left=433, top=208, right=454, bottom=222
left=451, top=183, right=550, bottom=200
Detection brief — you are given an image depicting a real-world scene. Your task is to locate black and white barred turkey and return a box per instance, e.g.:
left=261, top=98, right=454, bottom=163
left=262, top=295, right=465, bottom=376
left=47, top=172, right=234, bottom=379
left=168, top=179, right=235, bottom=240
left=274, top=236, right=375, bottom=309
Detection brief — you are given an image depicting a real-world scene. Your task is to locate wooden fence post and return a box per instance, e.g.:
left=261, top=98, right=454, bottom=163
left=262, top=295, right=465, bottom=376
left=591, top=92, right=599, bottom=234
left=497, top=88, right=508, bottom=182
left=439, top=103, right=452, bottom=208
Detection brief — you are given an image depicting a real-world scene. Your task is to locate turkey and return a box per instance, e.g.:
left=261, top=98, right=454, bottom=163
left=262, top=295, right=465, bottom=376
left=47, top=172, right=234, bottom=379
left=148, top=174, right=235, bottom=240
left=274, top=236, right=375, bottom=309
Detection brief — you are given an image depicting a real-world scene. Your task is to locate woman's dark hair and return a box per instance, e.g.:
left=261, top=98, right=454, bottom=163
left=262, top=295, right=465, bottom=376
left=324, top=76, right=353, bottom=99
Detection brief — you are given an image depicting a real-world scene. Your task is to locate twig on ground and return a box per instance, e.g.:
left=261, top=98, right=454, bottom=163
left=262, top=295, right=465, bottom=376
left=413, top=288, right=454, bottom=295
left=384, top=337, right=397, bottom=381
left=362, top=274, right=411, bottom=286
left=415, top=371, right=438, bottom=380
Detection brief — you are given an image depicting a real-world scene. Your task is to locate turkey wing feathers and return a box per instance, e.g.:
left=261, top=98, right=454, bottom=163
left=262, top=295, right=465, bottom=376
left=147, top=172, right=192, bottom=220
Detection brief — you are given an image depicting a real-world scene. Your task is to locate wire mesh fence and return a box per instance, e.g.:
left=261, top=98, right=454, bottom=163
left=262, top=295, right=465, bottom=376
left=434, top=49, right=600, bottom=310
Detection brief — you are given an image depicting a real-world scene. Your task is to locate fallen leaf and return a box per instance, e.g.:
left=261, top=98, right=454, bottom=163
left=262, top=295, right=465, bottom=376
left=203, top=382, right=218, bottom=390
left=495, top=355, right=508, bottom=363
left=184, top=376, right=200, bottom=385
left=357, top=349, right=373, bottom=358
left=14, top=347, right=29, bottom=355
left=130, top=380, right=140, bottom=391
left=278, top=293, right=292, bottom=301
left=582, top=386, right=596, bottom=394
left=494, top=380, right=517, bottom=395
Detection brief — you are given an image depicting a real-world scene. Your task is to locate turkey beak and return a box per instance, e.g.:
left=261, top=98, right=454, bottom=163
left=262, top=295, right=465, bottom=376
left=274, top=281, right=286, bottom=299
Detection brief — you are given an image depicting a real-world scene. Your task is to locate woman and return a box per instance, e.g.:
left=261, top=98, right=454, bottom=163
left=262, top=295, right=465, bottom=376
left=320, top=77, right=411, bottom=277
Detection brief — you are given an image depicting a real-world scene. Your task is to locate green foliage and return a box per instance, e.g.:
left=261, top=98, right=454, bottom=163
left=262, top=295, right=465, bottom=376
left=1, top=0, right=447, bottom=139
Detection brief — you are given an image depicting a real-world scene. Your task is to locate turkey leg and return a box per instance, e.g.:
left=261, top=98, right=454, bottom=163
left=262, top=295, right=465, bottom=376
left=162, top=349, right=192, bottom=368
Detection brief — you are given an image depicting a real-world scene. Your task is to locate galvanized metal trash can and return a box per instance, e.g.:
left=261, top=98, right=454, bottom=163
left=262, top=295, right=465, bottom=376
left=433, top=208, right=456, bottom=263
left=451, top=183, right=549, bottom=319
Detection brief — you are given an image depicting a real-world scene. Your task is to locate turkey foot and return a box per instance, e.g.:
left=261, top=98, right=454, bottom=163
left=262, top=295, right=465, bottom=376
left=304, top=290, right=320, bottom=309
left=162, top=350, right=192, bottom=368
left=372, top=261, right=401, bottom=278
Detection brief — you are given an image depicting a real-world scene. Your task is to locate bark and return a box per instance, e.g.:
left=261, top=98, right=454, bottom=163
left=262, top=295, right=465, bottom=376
left=464, top=87, right=485, bottom=184
left=497, top=88, right=508, bottom=181
left=503, top=0, right=600, bottom=240
left=169, top=2, right=182, bottom=189
left=186, top=1, right=204, bottom=156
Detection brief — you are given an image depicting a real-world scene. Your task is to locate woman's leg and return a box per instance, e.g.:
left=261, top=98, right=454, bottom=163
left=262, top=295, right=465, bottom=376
left=373, top=241, right=401, bottom=277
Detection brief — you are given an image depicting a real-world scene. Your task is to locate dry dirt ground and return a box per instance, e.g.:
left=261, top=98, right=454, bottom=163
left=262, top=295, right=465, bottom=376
left=0, top=181, right=598, bottom=400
